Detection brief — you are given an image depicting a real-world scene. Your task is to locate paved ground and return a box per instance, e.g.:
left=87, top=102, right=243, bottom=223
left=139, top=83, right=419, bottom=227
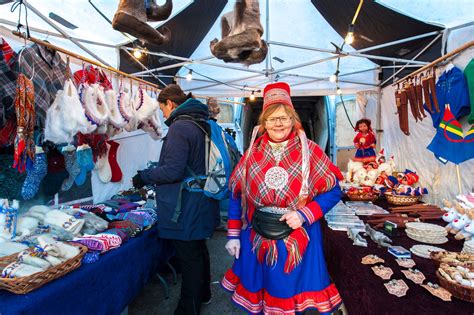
left=129, top=230, right=244, bottom=315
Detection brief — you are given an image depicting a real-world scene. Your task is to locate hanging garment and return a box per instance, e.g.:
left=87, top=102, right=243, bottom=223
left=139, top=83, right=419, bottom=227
left=18, top=43, right=69, bottom=128
left=427, top=66, right=470, bottom=128
left=0, top=38, right=18, bottom=132
left=13, top=74, right=36, bottom=173
left=464, top=59, right=474, bottom=124
left=427, top=105, right=474, bottom=164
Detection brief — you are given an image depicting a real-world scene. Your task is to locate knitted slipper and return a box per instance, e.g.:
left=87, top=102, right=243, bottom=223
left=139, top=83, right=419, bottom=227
left=106, top=89, right=126, bottom=129
left=61, top=147, right=81, bottom=191
left=21, top=147, right=48, bottom=200
left=107, top=140, right=123, bottom=182
left=134, top=88, right=159, bottom=121
left=96, top=143, right=112, bottom=183
left=75, top=144, right=95, bottom=186
left=118, top=91, right=138, bottom=132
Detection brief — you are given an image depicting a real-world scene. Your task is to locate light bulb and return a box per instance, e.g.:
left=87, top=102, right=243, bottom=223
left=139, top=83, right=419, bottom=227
left=133, top=48, right=143, bottom=59
left=336, top=87, right=342, bottom=95
left=186, top=70, right=193, bottom=81
left=345, top=32, right=354, bottom=45
left=249, top=91, right=256, bottom=101
left=329, top=74, right=337, bottom=83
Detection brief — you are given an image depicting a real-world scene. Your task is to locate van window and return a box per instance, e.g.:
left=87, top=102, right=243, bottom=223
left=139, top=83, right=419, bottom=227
left=216, top=103, right=234, bottom=124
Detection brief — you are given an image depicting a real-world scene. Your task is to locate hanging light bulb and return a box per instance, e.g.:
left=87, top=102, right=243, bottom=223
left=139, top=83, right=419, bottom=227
left=133, top=47, right=143, bottom=59
left=186, top=69, right=193, bottom=81
left=345, top=24, right=355, bottom=45
left=329, top=70, right=339, bottom=83
left=336, top=86, right=342, bottom=95
left=249, top=91, right=256, bottom=101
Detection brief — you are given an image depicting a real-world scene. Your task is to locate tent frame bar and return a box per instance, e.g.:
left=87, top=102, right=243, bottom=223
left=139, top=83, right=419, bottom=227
left=393, top=40, right=474, bottom=85
left=23, top=0, right=111, bottom=66
left=12, top=31, right=160, bottom=89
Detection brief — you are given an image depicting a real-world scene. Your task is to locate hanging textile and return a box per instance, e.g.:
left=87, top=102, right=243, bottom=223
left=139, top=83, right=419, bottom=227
left=0, top=37, right=18, bottom=134
left=464, top=59, right=474, bottom=124
left=18, top=43, right=69, bottom=128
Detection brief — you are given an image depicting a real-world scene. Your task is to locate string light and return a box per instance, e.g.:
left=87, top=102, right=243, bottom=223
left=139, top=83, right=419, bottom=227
left=186, top=69, right=193, bottom=81
left=329, top=70, right=339, bottom=83
left=345, top=24, right=355, bottom=45
left=249, top=90, right=256, bottom=101
left=133, top=47, right=143, bottom=59
left=336, top=86, right=342, bottom=95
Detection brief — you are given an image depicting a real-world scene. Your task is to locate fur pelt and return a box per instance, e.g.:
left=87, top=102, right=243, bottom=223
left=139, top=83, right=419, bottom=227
left=210, top=0, right=267, bottom=65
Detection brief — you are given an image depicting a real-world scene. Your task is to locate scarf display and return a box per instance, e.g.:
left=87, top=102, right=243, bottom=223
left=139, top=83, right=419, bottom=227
left=230, top=129, right=337, bottom=272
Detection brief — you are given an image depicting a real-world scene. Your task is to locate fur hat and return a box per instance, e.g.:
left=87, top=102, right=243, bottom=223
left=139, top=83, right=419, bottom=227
left=354, top=117, right=373, bottom=132
left=263, top=82, right=293, bottom=111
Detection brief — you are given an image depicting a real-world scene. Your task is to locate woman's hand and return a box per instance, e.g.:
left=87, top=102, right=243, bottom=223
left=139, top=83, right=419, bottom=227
left=280, top=211, right=305, bottom=229
left=225, top=239, right=241, bottom=259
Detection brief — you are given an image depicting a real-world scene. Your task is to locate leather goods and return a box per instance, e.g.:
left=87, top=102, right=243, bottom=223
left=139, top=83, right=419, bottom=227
left=251, top=209, right=293, bottom=240
left=406, top=80, right=420, bottom=121
left=421, top=73, right=434, bottom=113
left=399, top=87, right=410, bottom=135
left=427, top=70, right=440, bottom=113
left=415, top=77, right=427, bottom=118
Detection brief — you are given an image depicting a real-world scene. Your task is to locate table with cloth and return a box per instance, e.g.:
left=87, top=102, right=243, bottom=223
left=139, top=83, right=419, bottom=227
left=322, top=201, right=473, bottom=314
left=0, top=226, right=173, bottom=315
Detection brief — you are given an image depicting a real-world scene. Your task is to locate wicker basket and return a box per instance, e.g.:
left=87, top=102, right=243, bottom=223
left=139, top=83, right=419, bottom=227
left=346, top=194, right=378, bottom=202
left=385, top=193, right=421, bottom=206
left=0, top=243, right=87, bottom=294
left=430, top=251, right=474, bottom=270
left=436, top=270, right=474, bottom=303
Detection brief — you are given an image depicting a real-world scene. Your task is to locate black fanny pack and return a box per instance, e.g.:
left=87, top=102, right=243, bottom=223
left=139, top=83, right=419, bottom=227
left=251, top=210, right=293, bottom=240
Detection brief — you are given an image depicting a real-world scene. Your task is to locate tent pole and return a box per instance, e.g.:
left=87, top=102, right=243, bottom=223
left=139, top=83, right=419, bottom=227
left=23, top=0, right=111, bottom=66
left=265, top=0, right=270, bottom=75
left=393, top=40, right=474, bottom=85
left=120, top=48, right=168, bottom=86
left=132, top=56, right=215, bottom=75
left=376, top=68, right=383, bottom=148
left=268, top=40, right=429, bottom=65
left=380, top=33, right=442, bottom=86
left=456, top=165, right=462, bottom=195
left=185, top=73, right=264, bottom=92
left=272, top=55, right=340, bottom=75
left=12, top=31, right=160, bottom=89
left=356, top=31, right=441, bottom=53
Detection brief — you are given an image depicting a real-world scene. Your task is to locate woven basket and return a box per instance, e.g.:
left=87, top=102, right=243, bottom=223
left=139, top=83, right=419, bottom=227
left=0, top=243, right=87, bottom=294
left=430, top=252, right=474, bottom=271
left=385, top=193, right=421, bottom=206
left=346, top=194, right=378, bottom=202
left=436, top=270, right=474, bottom=303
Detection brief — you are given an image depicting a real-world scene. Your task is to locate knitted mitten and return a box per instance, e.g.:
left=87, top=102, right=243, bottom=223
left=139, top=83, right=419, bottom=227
left=108, top=141, right=123, bottom=182
left=21, top=151, right=48, bottom=199
left=61, top=149, right=81, bottom=191
left=75, top=145, right=95, bottom=186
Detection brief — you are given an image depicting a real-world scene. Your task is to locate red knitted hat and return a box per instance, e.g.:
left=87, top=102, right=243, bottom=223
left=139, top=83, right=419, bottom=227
left=262, top=82, right=294, bottom=111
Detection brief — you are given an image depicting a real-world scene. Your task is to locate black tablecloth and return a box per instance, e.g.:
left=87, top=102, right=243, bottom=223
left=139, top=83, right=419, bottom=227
left=322, top=202, right=473, bottom=315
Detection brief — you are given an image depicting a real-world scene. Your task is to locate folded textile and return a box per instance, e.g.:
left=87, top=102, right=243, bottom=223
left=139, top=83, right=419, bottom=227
left=61, top=208, right=108, bottom=233
left=131, top=208, right=157, bottom=226
left=0, top=241, right=28, bottom=258
left=110, top=212, right=150, bottom=229
left=37, top=235, right=80, bottom=259
left=44, top=210, right=85, bottom=235
left=25, top=205, right=52, bottom=224
left=17, top=250, right=51, bottom=270
left=73, top=233, right=122, bottom=253
left=73, top=238, right=105, bottom=252
left=1, top=262, right=43, bottom=278
left=108, top=220, right=141, bottom=238
left=103, top=228, right=129, bottom=242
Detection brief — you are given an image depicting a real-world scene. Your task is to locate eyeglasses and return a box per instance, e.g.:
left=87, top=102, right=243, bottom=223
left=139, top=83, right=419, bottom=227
left=266, top=116, right=292, bottom=125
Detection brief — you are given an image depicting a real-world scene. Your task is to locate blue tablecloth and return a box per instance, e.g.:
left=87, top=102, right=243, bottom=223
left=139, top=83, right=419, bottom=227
left=0, top=226, right=173, bottom=315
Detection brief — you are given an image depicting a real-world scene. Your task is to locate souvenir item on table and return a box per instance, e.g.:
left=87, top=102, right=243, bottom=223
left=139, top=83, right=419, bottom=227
left=430, top=251, right=474, bottom=269
left=388, top=246, right=411, bottom=259
left=60, top=208, right=108, bottom=234
left=344, top=186, right=380, bottom=201
left=73, top=233, right=122, bottom=253
left=24, top=205, right=51, bottom=224
left=326, top=215, right=365, bottom=231
left=365, top=224, right=393, bottom=247
left=384, top=279, right=409, bottom=297
left=44, top=210, right=85, bottom=236
left=1, top=261, right=43, bottom=278
left=438, top=263, right=474, bottom=288
left=454, top=210, right=474, bottom=240
left=347, top=227, right=367, bottom=247
left=361, top=254, right=385, bottom=265
left=449, top=206, right=472, bottom=236
left=325, top=201, right=355, bottom=216
left=402, top=268, right=426, bottom=284
left=421, top=282, right=452, bottom=301
left=17, top=249, right=51, bottom=270
left=366, top=214, right=420, bottom=230
left=371, top=265, right=393, bottom=280
left=14, top=215, right=39, bottom=238
left=405, top=222, right=448, bottom=244
left=345, top=201, right=388, bottom=216
left=37, top=235, right=80, bottom=259
left=352, top=118, right=376, bottom=163
left=462, top=240, right=474, bottom=255
left=0, top=200, right=19, bottom=239
left=410, top=244, right=445, bottom=259
left=389, top=204, right=444, bottom=220
left=396, top=258, right=416, bottom=268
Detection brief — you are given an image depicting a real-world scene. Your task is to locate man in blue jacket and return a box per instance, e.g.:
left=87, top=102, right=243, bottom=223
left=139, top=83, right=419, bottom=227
left=133, top=84, right=219, bottom=315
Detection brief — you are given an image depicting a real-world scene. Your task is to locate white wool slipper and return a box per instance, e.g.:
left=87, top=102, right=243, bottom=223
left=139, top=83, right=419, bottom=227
left=106, top=89, right=127, bottom=128
left=96, top=143, right=112, bottom=183
left=61, top=79, right=95, bottom=135
left=141, top=109, right=163, bottom=140
left=45, top=90, right=73, bottom=144
left=134, top=88, right=159, bottom=121
left=118, top=91, right=138, bottom=132
left=79, top=83, right=109, bottom=126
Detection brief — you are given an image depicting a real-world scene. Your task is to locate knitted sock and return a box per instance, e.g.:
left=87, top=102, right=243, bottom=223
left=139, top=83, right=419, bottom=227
left=42, top=148, right=69, bottom=196
left=108, top=141, right=123, bottom=182
left=96, top=144, right=112, bottom=184
left=75, top=145, right=95, bottom=186
left=61, top=149, right=81, bottom=191
left=21, top=151, right=48, bottom=200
